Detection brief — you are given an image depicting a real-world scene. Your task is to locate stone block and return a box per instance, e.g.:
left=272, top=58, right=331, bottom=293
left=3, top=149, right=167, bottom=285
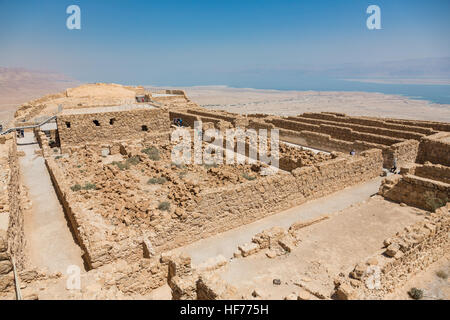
left=238, top=243, right=259, bottom=257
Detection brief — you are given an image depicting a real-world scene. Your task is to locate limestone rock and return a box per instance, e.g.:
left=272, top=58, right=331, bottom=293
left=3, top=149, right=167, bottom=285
left=265, top=250, right=277, bottom=259
left=350, top=264, right=366, bottom=280
left=238, top=243, right=259, bottom=257
left=0, top=260, right=13, bottom=275
left=278, top=235, right=296, bottom=253
left=0, top=230, right=7, bottom=252
left=335, top=283, right=355, bottom=300
left=252, top=226, right=286, bottom=250
left=385, top=243, right=400, bottom=257
left=284, top=293, right=297, bottom=300
left=297, top=290, right=311, bottom=300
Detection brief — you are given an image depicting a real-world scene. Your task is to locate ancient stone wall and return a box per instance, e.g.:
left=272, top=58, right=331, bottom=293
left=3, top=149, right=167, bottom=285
left=336, top=204, right=449, bottom=300
left=0, top=134, right=26, bottom=293
left=187, top=109, right=240, bottom=125
left=385, top=118, right=450, bottom=132
left=267, top=118, right=403, bottom=146
left=166, top=149, right=382, bottom=253
left=416, top=132, right=450, bottom=166
left=44, top=155, right=143, bottom=269
left=57, top=107, right=170, bottom=148
left=379, top=173, right=449, bottom=211
left=301, top=112, right=436, bottom=135
left=42, top=143, right=382, bottom=272
left=386, top=140, right=420, bottom=169
left=287, top=116, right=426, bottom=140
left=169, top=111, right=200, bottom=128
left=414, top=163, right=450, bottom=184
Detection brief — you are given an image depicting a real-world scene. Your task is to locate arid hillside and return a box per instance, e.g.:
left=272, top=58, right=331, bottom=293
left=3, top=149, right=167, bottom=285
left=0, top=67, right=79, bottom=125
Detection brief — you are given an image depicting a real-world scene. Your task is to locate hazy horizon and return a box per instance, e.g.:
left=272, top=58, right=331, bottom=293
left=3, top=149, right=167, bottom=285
left=1, top=0, right=450, bottom=85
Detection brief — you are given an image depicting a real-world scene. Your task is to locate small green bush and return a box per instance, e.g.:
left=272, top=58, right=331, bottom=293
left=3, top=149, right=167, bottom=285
left=424, top=191, right=448, bottom=211
left=55, top=156, right=62, bottom=160
left=243, top=173, right=256, bottom=181
left=147, top=177, right=167, bottom=185
left=436, top=270, right=448, bottom=280
left=71, top=183, right=96, bottom=192
left=83, top=183, right=97, bottom=190
left=142, top=147, right=160, bottom=161
left=158, top=201, right=170, bottom=211
left=408, top=288, right=423, bottom=300
left=127, top=155, right=140, bottom=166
left=112, top=161, right=129, bottom=170
left=70, top=184, right=82, bottom=192
left=112, top=156, right=141, bottom=170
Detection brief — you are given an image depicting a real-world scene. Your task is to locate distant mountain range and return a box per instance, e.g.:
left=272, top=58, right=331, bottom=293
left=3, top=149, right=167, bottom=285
left=0, top=67, right=79, bottom=125
left=0, top=67, right=79, bottom=105
left=290, top=57, right=450, bottom=80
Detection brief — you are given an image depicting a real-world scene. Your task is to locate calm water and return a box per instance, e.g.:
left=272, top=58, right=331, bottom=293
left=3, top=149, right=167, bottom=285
left=229, top=76, right=450, bottom=105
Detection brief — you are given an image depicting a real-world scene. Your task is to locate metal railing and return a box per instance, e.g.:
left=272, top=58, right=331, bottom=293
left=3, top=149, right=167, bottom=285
left=0, top=116, right=57, bottom=136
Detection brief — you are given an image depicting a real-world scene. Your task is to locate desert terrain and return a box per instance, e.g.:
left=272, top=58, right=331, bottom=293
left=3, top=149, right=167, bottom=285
left=0, top=67, right=79, bottom=126
left=163, top=86, right=450, bottom=122
left=0, top=82, right=448, bottom=301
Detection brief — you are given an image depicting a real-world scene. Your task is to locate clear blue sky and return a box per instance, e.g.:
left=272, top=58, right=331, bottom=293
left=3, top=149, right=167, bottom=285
left=0, top=0, right=449, bottom=86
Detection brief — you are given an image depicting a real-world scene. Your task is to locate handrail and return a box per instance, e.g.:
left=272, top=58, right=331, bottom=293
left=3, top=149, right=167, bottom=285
left=11, top=256, right=22, bottom=300
left=0, top=116, right=57, bottom=136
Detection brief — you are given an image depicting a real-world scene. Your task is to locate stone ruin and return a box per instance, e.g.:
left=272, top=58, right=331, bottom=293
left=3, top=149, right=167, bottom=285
left=0, top=83, right=448, bottom=300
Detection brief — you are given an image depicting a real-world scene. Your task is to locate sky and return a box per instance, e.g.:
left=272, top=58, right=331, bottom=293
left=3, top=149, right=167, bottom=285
left=0, top=0, right=449, bottom=86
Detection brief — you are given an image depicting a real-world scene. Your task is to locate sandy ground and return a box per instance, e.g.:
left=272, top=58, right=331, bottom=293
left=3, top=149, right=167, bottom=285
left=387, top=256, right=450, bottom=300
left=175, top=86, right=450, bottom=122
left=171, top=177, right=382, bottom=265
left=18, top=132, right=85, bottom=274
left=215, top=197, right=426, bottom=300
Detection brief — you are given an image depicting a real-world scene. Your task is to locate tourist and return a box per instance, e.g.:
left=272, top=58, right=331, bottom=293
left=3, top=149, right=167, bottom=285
left=350, top=149, right=356, bottom=156
left=391, top=158, right=398, bottom=173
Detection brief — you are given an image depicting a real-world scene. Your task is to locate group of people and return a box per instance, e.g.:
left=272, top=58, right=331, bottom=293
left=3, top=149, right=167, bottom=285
left=16, top=129, right=24, bottom=138
left=173, top=118, right=183, bottom=127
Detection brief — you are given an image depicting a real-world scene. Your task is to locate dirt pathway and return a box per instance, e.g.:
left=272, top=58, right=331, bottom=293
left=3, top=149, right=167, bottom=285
left=18, top=132, right=85, bottom=274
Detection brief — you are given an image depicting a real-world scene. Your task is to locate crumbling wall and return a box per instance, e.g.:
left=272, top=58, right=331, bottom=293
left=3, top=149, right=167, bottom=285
left=385, top=118, right=450, bottom=132
left=44, top=155, right=145, bottom=269
left=266, top=117, right=403, bottom=146
left=168, top=253, right=237, bottom=300
left=169, top=111, right=200, bottom=128
left=385, top=140, right=420, bottom=169
left=416, top=132, right=450, bottom=166
left=379, top=174, right=449, bottom=211
left=414, top=163, right=450, bottom=184
left=335, top=204, right=449, bottom=300
left=287, top=116, right=425, bottom=140
left=187, top=109, right=240, bottom=125
left=301, top=112, right=436, bottom=135
left=169, top=150, right=382, bottom=252
left=0, top=134, right=26, bottom=293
